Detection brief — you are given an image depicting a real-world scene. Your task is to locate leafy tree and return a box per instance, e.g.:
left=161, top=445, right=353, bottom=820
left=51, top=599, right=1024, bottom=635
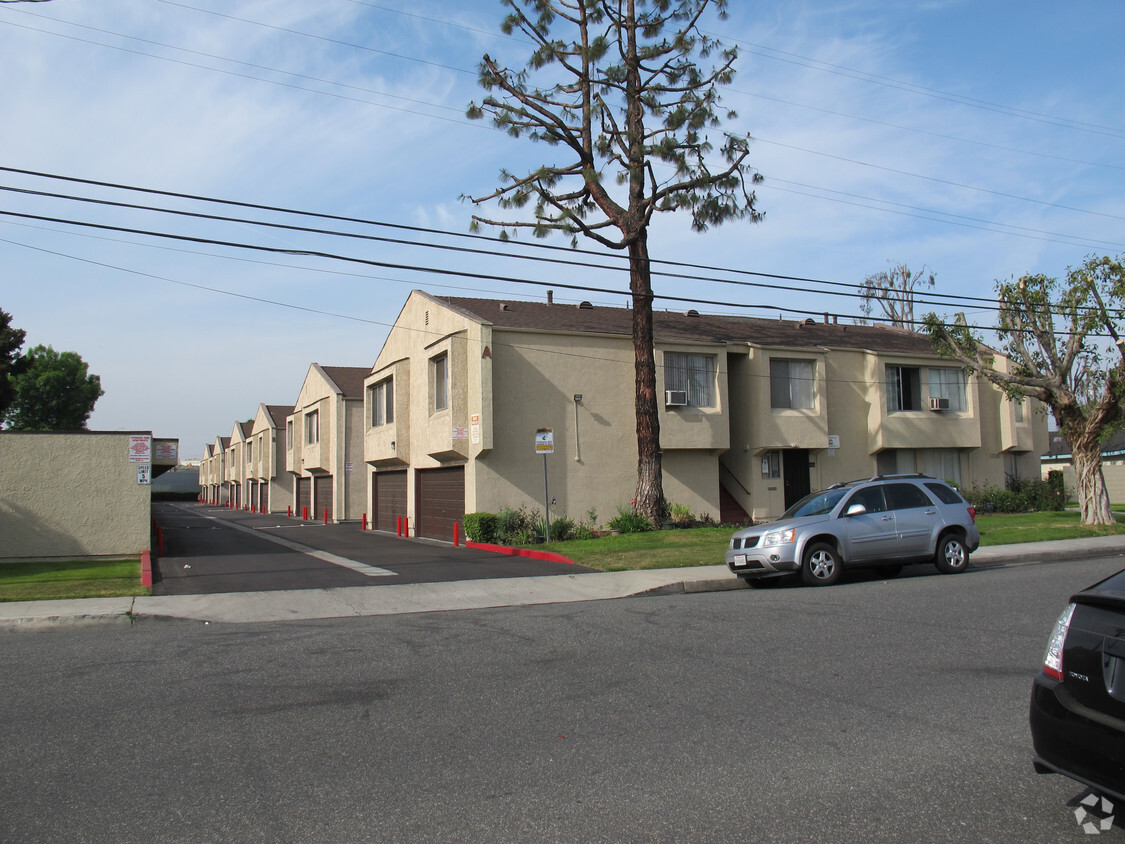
left=858, top=263, right=934, bottom=330
left=3, top=345, right=105, bottom=431
left=924, top=255, right=1125, bottom=525
left=465, top=0, right=762, bottom=526
left=0, top=308, right=28, bottom=418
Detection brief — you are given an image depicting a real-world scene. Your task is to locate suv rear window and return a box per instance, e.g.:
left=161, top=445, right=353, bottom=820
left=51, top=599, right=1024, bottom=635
left=885, top=482, right=933, bottom=510
left=924, top=482, right=964, bottom=505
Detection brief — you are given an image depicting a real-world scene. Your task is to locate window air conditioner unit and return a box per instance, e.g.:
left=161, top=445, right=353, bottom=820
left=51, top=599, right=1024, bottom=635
left=665, top=390, right=688, bottom=407
left=929, top=397, right=950, bottom=411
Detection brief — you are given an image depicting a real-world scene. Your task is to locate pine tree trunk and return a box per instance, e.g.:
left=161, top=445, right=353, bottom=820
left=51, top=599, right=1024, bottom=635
left=629, top=232, right=665, bottom=527
left=1072, top=438, right=1114, bottom=526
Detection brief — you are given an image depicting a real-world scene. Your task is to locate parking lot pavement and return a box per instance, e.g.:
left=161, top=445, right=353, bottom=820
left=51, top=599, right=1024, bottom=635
left=151, top=502, right=593, bottom=595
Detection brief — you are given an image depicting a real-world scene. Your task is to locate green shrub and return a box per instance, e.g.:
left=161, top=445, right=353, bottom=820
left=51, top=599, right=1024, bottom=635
left=607, top=503, right=654, bottom=533
left=463, top=512, right=497, bottom=543
left=666, top=502, right=694, bottom=527
left=964, top=477, right=1064, bottom=514
left=549, top=515, right=577, bottom=541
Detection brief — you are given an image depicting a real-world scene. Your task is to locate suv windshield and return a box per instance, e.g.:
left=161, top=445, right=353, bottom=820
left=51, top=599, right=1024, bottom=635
left=780, top=488, right=849, bottom=520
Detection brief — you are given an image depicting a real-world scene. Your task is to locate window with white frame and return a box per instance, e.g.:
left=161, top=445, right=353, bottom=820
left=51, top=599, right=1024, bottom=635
left=369, top=377, right=394, bottom=427
left=886, top=365, right=922, bottom=411
left=432, top=353, right=449, bottom=412
left=928, top=367, right=966, bottom=411
left=286, top=420, right=293, bottom=449
left=305, top=410, right=319, bottom=445
left=664, top=352, right=716, bottom=407
left=770, top=358, right=816, bottom=409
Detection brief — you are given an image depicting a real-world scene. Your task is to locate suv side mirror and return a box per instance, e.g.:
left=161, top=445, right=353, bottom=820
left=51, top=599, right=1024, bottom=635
left=845, top=503, right=867, bottom=517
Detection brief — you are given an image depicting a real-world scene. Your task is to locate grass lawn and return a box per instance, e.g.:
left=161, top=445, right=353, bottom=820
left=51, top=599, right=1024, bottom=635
left=0, top=560, right=148, bottom=603
left=544, top=510, right=1125, bottom=572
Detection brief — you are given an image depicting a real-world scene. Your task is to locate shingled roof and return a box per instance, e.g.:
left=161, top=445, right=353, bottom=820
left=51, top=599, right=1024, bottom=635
left=318, top=365, right=371, bottom=398
left=432, top=294, right=936, bottom=356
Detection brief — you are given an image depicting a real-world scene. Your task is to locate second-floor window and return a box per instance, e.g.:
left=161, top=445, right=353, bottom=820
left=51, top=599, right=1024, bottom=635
left=432, top=353, right=449, bottom=412
left=928, top=367, right=966, bottom=411
left=286, top=420, right=293, bottom=449
left=664, top=352, right=715, bottom=407
left=886, top=365, right=921, bottom=412
left=370, top=378, right=394, bottom=427
left=770, top=359, right=815, bottom=409
left=305, top=410, right=319, bottom=445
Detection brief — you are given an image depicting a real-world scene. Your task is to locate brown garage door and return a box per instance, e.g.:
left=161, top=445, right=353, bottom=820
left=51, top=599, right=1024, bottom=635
left=416, top=466, right=465, bottom=541
left=296, top=477, right=311, bottom=518
left=314, top=475, right=334, bottom=521
left=372, top=470, right=407, bottom=533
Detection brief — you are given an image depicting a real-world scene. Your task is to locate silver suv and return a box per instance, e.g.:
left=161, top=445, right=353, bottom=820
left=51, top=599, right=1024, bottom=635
left=726, top=474, right=980, bottom=587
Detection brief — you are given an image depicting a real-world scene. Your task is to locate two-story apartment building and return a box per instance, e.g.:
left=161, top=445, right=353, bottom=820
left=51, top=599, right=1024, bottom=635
left=224, top=421, right=253, bottom=509
left=286, top=364, right=368, bottom=522
left=245, top=404, right=294, bottom=514
left=200, top=436, right=229, bottom=505
left=362, top=291, right=1046, bottom=539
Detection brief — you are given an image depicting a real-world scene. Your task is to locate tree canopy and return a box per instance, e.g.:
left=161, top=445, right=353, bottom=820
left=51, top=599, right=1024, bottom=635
left=0, top=308, right=28, bottom=418
left=3, top=344, right=105, bottom=431
left=465, top=0, right=762, bottom=525
left=859, top=263, right=934, bottom=330
left=924, top=255, right=1125, bottom=525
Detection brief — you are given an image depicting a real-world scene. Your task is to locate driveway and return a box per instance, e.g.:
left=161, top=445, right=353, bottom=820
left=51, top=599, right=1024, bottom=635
left=151, top=502, right=591, bottom=595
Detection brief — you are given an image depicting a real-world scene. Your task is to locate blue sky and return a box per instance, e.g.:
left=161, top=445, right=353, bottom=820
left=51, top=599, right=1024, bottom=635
left=2, top=0, right=1122, bottom=455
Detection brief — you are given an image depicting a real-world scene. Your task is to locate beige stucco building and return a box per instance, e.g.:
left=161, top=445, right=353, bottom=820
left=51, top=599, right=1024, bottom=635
left=200, top=436, right=228, bottom=505
left=224, top=421, right=252, bottom=509
left=285, top=364, right=368, bottom=522
left=361, top=291, right=1047, bottom=539
left=245, top=404, right=293, bottom=514
left=0, top=431, right=178, bottom=561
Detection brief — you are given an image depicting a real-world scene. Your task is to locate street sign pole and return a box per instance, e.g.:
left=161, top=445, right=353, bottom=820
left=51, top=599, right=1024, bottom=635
left=535, top=428, right=555, bottom=543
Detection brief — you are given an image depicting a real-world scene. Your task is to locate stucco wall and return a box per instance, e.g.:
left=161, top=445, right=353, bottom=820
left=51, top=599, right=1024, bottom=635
left=0, top=431, right=151, bottom=561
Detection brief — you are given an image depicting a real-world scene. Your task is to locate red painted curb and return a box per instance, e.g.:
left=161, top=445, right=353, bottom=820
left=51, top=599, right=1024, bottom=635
left=465, top=540, right=577, bottom=565
left=141, top=550, right=152, bottom=589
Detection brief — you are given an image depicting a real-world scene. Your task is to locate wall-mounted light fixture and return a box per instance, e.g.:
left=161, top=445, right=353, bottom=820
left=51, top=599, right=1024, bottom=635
left=390, top=441, right=396, bottom=451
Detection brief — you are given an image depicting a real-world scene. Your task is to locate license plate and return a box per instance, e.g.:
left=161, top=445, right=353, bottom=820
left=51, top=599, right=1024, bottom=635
left=732, top=555, right=747, bottom=567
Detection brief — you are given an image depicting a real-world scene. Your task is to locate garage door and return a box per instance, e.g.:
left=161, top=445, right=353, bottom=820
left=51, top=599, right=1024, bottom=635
left=296, top=477, right=311, bottom=518
left=372, top=471, right=407, bottom=533
left=416, top=466, right=465, bottom=542
left=314, top=475, right=334, bottom=521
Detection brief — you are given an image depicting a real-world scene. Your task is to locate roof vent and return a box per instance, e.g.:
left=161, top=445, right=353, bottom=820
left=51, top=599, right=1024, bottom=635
left=798, top=318, right=816, bottom=328
left=685, top=309, right=700, bottom=317
left=578, top=301, right=594, bottom=309
left=499, top=303, right=510, bottom=312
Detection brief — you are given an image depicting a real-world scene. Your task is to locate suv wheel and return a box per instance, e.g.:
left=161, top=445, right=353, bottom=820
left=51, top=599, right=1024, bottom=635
left=934, top=534, right=969, bottom=574
left=802, top=543, right=842, bottom=587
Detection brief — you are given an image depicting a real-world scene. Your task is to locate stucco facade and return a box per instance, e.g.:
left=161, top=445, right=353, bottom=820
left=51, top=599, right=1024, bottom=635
left=0, top=431, right=176, bottom=561
left=245, top=404, right=293, bottom=514
left=286, top=364, right=367, bottom=522
left=362, top=291, right=1048, bottom=535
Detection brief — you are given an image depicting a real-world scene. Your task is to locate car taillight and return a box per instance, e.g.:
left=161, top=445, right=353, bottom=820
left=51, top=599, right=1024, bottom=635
left=967, top=506, right=976, bottom=523
left=1042, top=603, right=1076, bottom=681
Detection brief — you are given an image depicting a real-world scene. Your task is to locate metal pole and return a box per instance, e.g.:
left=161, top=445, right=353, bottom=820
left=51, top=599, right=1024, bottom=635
left=543, top=453, right=551, bottom=543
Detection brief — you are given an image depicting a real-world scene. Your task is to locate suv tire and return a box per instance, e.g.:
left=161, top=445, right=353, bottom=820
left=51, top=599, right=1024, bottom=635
left=934, top=533, right=969, bottom=574
left=802, top=542, right=842, bottom=587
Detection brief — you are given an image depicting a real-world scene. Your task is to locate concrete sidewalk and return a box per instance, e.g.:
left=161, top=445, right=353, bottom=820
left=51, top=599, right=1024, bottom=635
left=3, top=535, right=1124, bottom=630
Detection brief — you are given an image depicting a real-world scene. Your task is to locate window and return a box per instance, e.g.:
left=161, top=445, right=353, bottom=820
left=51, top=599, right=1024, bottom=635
left=1013, top=398, right=1025, bottom=423
left=885, top=483, right=932, bottom=510
left=928, top=367, right=966, bottom=411
left=246, top=441, right=253, bottom=465
left=286, top=420, right=293, bottom=449
left=305, top=410, right=319, bottom=445
left=761, top=450, right=781, bottom=478
left=369, top=378, right=394, bottom=427
left=770, top=359, right=815, bottom=409
left=881, top=448, right=963, bottom=487
left=846, top=486, right=887, bottom=514
left=664, top=352, right=715, bottom=407
left=432, top=353, right=449, bottom=412
left=886, top=365, right=921, bottom=411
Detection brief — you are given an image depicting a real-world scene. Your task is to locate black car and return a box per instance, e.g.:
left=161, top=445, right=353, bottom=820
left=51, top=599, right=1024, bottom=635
left=1030, top=568, right=1125, bottom=805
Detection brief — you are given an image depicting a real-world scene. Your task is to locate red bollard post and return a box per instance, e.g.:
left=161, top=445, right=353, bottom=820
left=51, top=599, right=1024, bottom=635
left=361, top=513, right=367, bottom=531
left=323, top=509, right=328, bottom=525
left=302, top=506, right=308, bottom=521
left=287, top=506, right=292, bottom=518
left=453, top=522, right=459, bottom=547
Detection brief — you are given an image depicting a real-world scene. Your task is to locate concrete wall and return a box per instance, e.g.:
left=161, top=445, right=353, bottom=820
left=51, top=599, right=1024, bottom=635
left=0, top=431, right=151, bottom=561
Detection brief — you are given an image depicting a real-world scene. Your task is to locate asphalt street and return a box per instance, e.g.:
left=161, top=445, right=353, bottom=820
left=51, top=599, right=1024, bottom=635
left=3, top=554, right=1123, bottom=842
left=151, top=501, right=592, bottom=595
